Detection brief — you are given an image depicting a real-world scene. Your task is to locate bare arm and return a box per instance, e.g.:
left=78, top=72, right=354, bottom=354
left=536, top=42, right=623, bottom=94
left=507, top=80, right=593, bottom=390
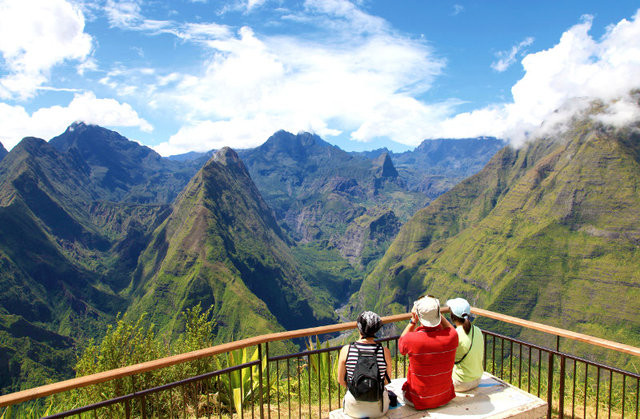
left=440, top=314, right=453, bottom=329
left=383, top=346, right=393, bottom=384
left=400, top=310, right=419, bottom=338
left=337, top=345, right=349, bottom=388
left=399, top=310, right=419, bottom=355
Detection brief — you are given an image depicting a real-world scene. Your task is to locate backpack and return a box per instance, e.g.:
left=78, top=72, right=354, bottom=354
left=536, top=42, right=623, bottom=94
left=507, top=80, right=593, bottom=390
left=347, top=343, right=386, bottom=402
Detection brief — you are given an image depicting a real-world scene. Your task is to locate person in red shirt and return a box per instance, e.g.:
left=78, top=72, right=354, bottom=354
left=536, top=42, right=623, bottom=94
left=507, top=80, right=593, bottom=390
left=399, top=295, right=458, bottom=410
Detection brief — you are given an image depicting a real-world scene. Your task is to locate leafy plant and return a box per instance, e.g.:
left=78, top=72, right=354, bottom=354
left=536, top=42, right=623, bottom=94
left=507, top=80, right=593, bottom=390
left=305, top=336, right=338, bottom=385
left=214, top=346, right=279, bottom=414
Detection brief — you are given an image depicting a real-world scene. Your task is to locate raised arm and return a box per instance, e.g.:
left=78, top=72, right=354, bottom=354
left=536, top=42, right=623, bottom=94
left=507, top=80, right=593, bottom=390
left=440, top=313, right=454, bottom=329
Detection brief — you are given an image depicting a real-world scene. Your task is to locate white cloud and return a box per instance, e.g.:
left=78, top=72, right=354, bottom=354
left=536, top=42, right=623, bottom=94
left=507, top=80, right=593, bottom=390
left=0, top=92, right=151, bottom=149
left=104, top=0, right=171, bottom=32
left=0, top=0, right=93, bottom=99
left=593, top=96, right=640, bottom=127
left=179, top=23, right=232, bottom=41
left=104, top=0, right=141, bottom=28
left=151, top=7, right=446, bottom=154
left=303, top=0, right=387, bottom=36
left=491, top=37, right=534, bottom=72
left=441, top=11, right=640, bottom=147
left=452, top=4, right=464, bottom=16
left=246, top=0, right=267, bottom=11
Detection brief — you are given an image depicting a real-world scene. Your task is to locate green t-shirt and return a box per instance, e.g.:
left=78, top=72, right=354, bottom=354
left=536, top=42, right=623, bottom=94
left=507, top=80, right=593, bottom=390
left=452, top=324, right=484, bottom=383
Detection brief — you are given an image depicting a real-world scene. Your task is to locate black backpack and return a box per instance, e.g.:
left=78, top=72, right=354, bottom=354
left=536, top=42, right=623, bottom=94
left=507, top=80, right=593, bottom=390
left=347, top=343, right=387, bottom=402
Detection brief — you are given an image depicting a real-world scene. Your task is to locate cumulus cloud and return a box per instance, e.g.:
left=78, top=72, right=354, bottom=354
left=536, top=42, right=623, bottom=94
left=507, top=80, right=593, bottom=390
left=491, top=37, right=534, bottom=72
left=0, top=92, right=152, bottom=149
left=0, top=0, right=93, bottom=99
left=441, top=11, right=640, bottom=147
left=151, top=5, right=446, bottom=154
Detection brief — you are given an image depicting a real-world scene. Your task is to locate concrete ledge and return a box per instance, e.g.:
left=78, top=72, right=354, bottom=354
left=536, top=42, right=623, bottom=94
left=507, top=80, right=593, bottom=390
left=329, top=372, right=547, bottom=418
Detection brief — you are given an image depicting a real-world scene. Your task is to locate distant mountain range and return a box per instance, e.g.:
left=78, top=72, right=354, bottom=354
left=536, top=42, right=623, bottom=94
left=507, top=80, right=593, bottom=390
left=238, top=131, right=427, bottom=270
left=3, top=102, right=639, bottom=391
left=352, top=137, right=506, bottom=196
left=0, top=123, right=502, bottom=393
left=348, top=104, right=640, bottom=367
left=170, top=131, right=503, bottom=270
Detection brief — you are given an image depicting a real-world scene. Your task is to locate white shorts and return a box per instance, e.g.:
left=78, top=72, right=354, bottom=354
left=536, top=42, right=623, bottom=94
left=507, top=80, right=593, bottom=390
left=453, top=377, right=481, bottom=392
left=342, top=389, right=390, bottom=418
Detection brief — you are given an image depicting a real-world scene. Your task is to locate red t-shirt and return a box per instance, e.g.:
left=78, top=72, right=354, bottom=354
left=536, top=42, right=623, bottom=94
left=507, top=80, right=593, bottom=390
left=399, top=324, right=458, bottom=409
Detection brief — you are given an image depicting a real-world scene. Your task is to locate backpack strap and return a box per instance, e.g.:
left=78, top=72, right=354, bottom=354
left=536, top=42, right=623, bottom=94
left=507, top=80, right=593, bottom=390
left=374, top=343, right=390, bottom=383
left=375, top=343, right=388, bottom=413
left=345, top=342, right=359, bottom=383
left=455, top=325, right=475, bottom=365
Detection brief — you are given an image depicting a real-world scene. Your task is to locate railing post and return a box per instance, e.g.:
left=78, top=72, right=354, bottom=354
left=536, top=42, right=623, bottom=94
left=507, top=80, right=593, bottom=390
left=547, top=351, right=554, bottom=419
left=266, top=342, right=271, bottom=419
left=559, top=354, right=565, bottom=419
left=258, top=344, right=265, bottom=419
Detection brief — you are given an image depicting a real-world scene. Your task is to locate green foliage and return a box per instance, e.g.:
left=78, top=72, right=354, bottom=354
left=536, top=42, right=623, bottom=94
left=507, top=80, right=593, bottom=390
left=305, top=336, right=338, bottom=386
left=213, top=346, right=278, bottom=414
left=50, top=304, right=217, bottom=416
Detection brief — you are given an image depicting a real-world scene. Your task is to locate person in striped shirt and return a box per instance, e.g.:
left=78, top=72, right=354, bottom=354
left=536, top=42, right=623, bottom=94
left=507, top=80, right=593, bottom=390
left=337, top=311, right=393, bottom=418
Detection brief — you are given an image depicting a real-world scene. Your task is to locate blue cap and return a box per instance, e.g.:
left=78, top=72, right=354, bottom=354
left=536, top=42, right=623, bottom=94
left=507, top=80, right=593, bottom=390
left=446, top=298, right=473, bottom=321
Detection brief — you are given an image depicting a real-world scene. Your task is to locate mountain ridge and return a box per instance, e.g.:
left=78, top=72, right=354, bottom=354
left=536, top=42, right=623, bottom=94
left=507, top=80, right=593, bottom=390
left=349, top=110, right=640, bottom=366
left=0, top=123, right=505, bottom=392
left=126, top=147, right=337, bottom=343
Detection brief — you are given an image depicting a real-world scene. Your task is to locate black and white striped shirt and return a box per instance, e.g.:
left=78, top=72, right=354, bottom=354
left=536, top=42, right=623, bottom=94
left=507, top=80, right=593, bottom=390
left=345, top=342, right=387, bottom=381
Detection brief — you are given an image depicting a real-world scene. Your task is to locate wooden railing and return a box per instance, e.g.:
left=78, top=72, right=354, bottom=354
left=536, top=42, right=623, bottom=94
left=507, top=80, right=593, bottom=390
left=471, top=308, right=640, bottom=357
left=0, top=307, right=638, bottom=414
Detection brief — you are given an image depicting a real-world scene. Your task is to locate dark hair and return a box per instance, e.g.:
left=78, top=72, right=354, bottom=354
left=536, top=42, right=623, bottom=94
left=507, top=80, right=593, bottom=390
left=357, top=311, right=382, bottom=338
left=450, top=313, right=472, bottom=335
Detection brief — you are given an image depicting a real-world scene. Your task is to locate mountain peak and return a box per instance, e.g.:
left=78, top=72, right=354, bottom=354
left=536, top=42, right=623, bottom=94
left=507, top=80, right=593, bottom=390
left=12, top=136, right=48, bottom=154
left=259, top=130, right=333, bottom=157
left=212, top=146, right=249, bottom=177
left=0, top=141, right=7, bottom=161
left=373, top=151, right=398, bottom=178
left=67, top=121, right=89, bottom=131
left=213, top=146, right=241, bottom=164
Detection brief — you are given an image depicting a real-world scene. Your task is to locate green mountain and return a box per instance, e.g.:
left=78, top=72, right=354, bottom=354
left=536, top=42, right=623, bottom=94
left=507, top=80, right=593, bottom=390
left=0, top=125, right=367, bottom=392
left=0, top=142, right=7, bottom=161
left=0, top=138, right=132, bottom=391
left=50, top=122, right=199, bottom=204
left=350, top=108, right=640, bottom=365
left=238, top=131, right=429, bottom=269
left=0, top=125, right=202, bottom=393
left=126, top=147, right=339, bottom=344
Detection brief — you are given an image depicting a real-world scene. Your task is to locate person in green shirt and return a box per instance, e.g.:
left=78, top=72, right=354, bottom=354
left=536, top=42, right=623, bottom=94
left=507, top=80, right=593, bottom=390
left=446, top=298, right=484, bottom=392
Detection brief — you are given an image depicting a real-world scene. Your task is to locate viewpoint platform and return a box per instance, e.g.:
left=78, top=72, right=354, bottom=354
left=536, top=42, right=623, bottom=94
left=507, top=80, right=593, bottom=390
left=329, top=372, right=547, bottom=419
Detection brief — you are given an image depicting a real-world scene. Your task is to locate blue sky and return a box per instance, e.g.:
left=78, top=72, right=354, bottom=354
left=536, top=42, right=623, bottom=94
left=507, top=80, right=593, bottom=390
left=0, top=0, right=639, bottom=155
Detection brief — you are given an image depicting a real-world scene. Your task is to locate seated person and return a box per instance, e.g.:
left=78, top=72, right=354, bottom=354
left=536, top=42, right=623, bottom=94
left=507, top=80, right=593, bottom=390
left=446, top=297, right=484, bottom=392
left=337, top=311, right=392, bottom=418
left=399, top=295, right=458, bottom=410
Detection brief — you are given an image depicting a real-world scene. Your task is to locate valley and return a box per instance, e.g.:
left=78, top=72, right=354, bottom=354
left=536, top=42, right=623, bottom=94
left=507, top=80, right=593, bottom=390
left=0, top=123, right=501, bottom=393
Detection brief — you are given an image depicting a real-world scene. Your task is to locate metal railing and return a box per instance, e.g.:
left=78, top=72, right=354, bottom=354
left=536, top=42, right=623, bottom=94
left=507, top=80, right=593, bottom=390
left=0, top=309, right=638, bottom=418
left=483, top=330, right=640, bottom=419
